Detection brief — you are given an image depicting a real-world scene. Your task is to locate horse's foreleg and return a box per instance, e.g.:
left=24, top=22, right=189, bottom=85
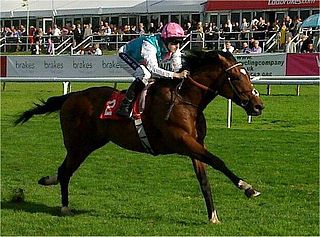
left=182, top=135, right=260, bottom=198
left=201, top=152, right=261, bottom=198
left=191, top=159, right=220, bottom=224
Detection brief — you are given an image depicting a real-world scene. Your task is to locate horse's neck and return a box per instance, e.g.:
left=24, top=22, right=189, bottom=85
left=179, top=71, right=223, bottom=110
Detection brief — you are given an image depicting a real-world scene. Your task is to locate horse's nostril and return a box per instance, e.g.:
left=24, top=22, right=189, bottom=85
left=254, top=104, right=264, bottom=111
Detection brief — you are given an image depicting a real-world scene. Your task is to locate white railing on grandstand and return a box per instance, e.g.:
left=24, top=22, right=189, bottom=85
left=0, top=30, right=279, bottom=54
left=0, top=34, right=74, bottom=54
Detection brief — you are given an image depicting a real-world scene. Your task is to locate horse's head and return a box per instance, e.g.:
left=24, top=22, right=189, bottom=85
left=183, top=50, right=264, bottom=116
left=216, top=52, right=264, bottom=116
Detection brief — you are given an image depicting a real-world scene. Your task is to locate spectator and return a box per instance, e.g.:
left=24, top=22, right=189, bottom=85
left=52, top=24, right=61, bottom=44
left=222, top=22, right=232, bottom=40
left=185, top=22, right=193, bottom=34
left=104, top=22, right=112, bottom=36
left=195, top=21, right=204, bottom=49
left=273, top=20, right=280, bottom=32
left=129, top=25, right=136, bottom=34
left=73, top=23, right=83, bottom=46
left=157, top=22, right=164, bottom=33
left=240, top=18, right=249, bottom=39
left=222, top=41, right=235, bottom=53
left=204, top=22, right=217, bottom=49
left=266, top=21, right=275, bottom=37
left=148, top=22, right=157, bottom=34
left=256, top=17, right=267, bottom=40
left=138, top=22, right=145, bottom=35
left=98, top=21, right=105, bottom=36
left=251, top=40, right=262, bottom=53
left=61, top=26, right=69, bottom=41
left=93, top=43, right=102, bottom=55
left=287, top=17, right=295, bottom=37
left=83, top=23, right=92, bottom=39
left=241, top=42, right=251, bottom=54
left=30, top=41, right=40, bottom=55
left=19, top=25, right=27, bottom=51
left=196, top=21, right=204, bottom=34
left=285, top=36, right=296, bottom=53
left=280, top=21, right=287, bottom=48
left=29, top=26, right=35, bottom=45
left=294, top=17, right=302, bottom=36
left=122, top=25, right=131, bottom=42
left=226, top=19, right=233, bottom=32
left=53, top=24, right=61, bottom=37
left=305, top=43, right=314, bottom=53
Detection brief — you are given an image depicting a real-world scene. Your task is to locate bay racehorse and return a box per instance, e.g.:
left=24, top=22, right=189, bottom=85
left=15, top=50, right=264, bottom=223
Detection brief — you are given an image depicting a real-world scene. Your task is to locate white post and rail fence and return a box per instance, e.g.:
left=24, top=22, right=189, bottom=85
left=1, top=53, right=319, bottom=128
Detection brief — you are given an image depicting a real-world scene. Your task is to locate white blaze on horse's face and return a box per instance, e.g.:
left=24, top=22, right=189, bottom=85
left=240, top=68, right=247, bottom=75
left=252, top=88, right=260, bottom=97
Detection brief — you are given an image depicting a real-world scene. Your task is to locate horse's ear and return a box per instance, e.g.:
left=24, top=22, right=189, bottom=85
left=217, top=53, right=227, bottom=65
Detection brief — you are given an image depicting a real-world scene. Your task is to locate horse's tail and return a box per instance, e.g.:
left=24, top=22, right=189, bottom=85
left=14, top=94, right=71, bottom=125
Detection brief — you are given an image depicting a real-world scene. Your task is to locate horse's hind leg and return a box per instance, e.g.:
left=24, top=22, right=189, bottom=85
left=192, top=159, right=220, bottom=224
left=38, top=149, right=91, bottom=215
left=57, top=150, right=91, bottom=216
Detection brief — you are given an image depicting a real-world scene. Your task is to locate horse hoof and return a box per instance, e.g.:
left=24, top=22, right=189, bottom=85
left=210, top=218, right=221, bottom=224
left=38, top=176, right=49, bottom=185
left=245, top=188, right=261, bottom=198
left=209, top=210, right=221, bottom=224
left=61, top=206, right=73, bottom=216
left=38, top=175, right=59, bottom=186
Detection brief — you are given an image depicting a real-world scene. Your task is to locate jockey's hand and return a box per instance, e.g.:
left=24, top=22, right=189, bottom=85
left=173, top=70, right=189, bottom=79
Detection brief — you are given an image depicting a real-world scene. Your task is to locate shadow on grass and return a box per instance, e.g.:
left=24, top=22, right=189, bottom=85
left=1, top=200, right=94, bottom=216
left=114, top=211, right=206, bottom=226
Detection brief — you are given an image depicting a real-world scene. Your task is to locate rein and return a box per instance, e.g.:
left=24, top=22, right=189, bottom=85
left=164, top=62, right=246, bottom=119
left=185, top=62, right=243, bottom=94
left=186, top=75, right=215, bottom=93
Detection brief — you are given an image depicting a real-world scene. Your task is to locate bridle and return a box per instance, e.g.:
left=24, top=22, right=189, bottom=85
left=224, top=62, right=250, bottom=107
left=186, top=62, right=244, bottom=96
left=185, top=62, right=253, bottom=108
left=169, top=62, right=253, bottom=117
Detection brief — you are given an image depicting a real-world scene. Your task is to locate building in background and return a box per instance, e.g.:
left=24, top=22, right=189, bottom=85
left=0, top=0, right=319, bottom=32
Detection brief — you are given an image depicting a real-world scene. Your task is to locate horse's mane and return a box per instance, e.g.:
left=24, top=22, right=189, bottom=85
left=150, top=50, right=236, bottom=91
left=182, top=50, right=236, bottom=72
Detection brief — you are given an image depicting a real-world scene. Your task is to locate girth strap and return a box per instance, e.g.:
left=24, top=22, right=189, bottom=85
left=134, top=118, right=156, bottom=155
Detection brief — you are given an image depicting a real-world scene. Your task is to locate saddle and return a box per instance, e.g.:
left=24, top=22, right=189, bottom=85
left=99, top=84, right=150, bottom=120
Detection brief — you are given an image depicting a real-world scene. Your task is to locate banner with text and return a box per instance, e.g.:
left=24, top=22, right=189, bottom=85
left=7, top=55, right=132, bottom=78
left=235, top=53, right=286, bottom=77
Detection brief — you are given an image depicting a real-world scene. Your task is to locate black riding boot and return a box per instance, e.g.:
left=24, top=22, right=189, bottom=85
left=117, top=79, right=145, bottom=118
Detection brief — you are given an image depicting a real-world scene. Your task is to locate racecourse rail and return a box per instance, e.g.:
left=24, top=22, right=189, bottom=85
left=1, top=75, right=319, bottom=128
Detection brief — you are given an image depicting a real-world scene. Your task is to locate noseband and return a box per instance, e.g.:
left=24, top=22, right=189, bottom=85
left=225, top=62, right=243, bottom=72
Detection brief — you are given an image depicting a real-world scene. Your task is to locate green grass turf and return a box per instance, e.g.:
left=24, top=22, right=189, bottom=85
left=1, top=83, right=319, bottom=235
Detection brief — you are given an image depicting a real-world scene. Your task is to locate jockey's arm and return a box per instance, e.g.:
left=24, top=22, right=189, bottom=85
left=141, top=41, right=187, bottom=79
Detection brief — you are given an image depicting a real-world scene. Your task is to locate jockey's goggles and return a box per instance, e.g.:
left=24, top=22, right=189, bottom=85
left=165, top=37, right=184, bottom=45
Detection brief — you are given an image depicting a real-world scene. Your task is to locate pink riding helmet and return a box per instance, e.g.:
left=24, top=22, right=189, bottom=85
left=161, top=22, right=185, bottom=40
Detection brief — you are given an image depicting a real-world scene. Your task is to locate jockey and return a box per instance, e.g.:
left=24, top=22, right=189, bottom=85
left=117, top=22, right=189, bottom=118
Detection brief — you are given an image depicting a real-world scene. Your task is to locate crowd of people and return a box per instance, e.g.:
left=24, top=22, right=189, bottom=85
left=0, top=14, right=316, bottom=54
